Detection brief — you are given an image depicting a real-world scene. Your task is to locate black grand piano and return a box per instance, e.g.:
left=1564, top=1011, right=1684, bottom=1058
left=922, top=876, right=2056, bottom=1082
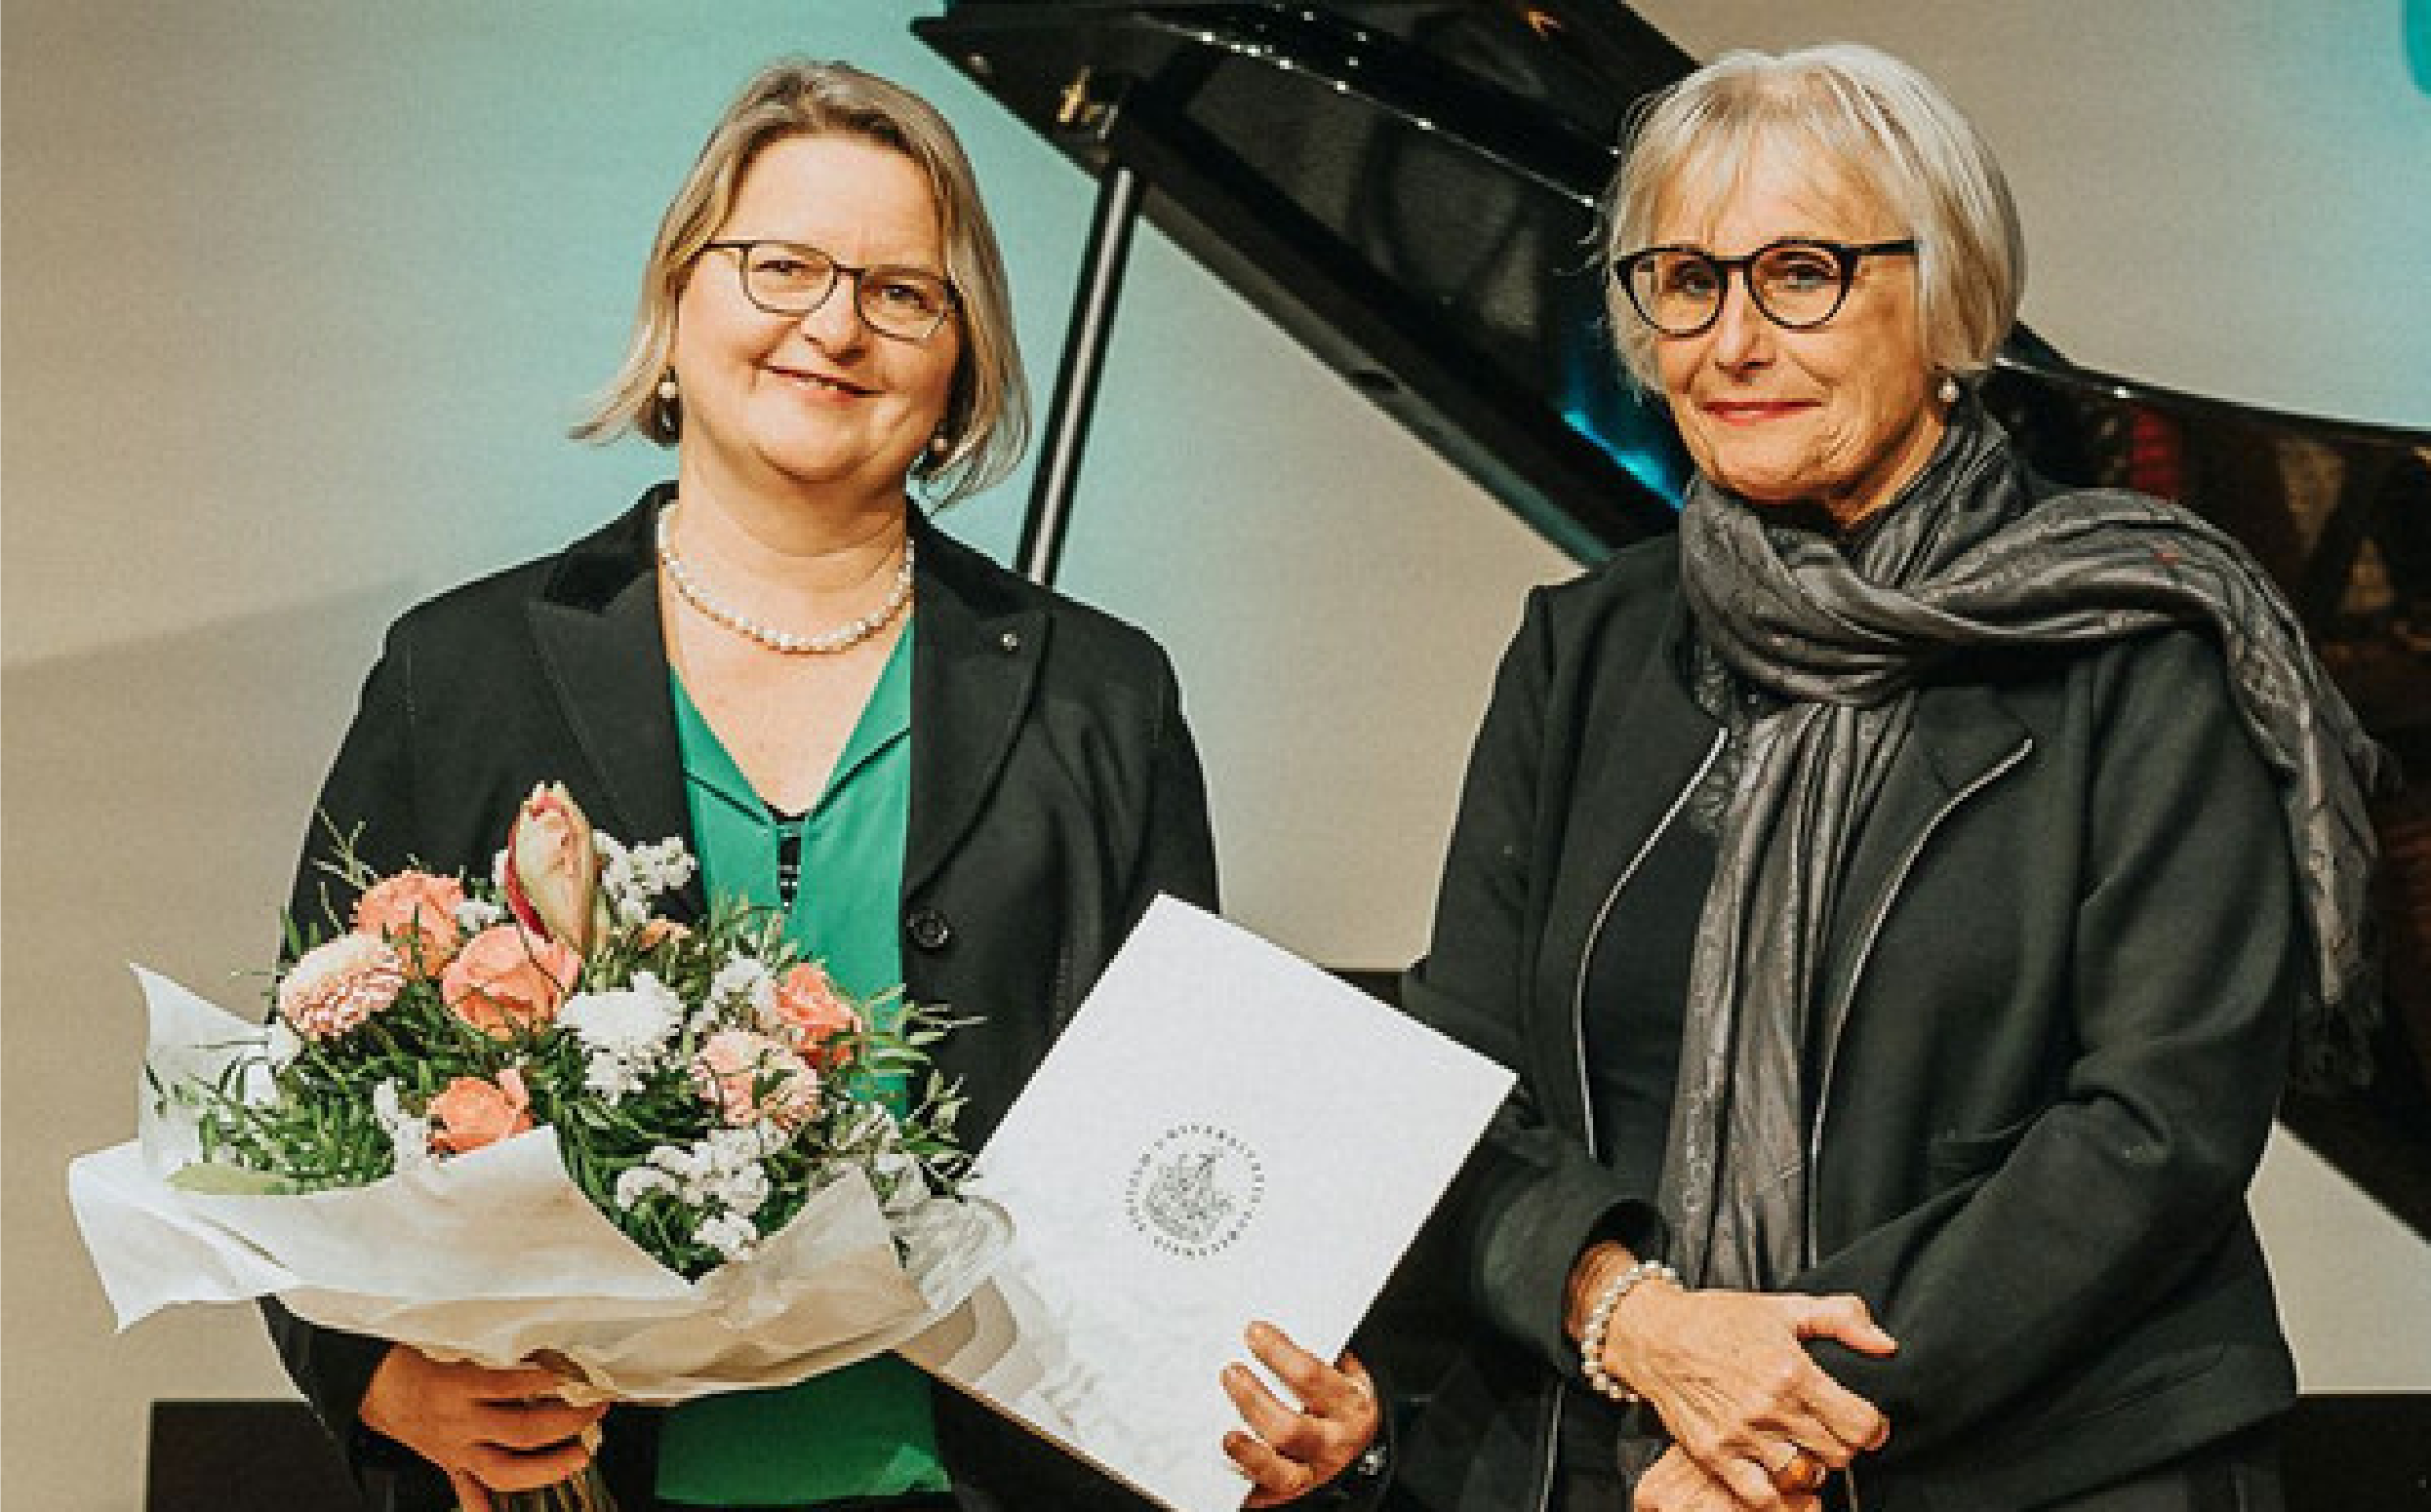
left=912, top=0, right=2431, bottom=1493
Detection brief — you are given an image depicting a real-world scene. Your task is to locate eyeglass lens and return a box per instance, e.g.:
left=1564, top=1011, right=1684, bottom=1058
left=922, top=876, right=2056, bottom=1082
left=1628, top=242, right=1853, bottom=334
left=734, top=242, right=953, bottom=339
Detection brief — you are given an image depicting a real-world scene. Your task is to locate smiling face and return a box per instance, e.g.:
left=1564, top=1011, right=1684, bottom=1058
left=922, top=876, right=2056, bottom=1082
left=1652, top=145, right=1943, bottom=528
left=670, top=133, right=961, bottom=514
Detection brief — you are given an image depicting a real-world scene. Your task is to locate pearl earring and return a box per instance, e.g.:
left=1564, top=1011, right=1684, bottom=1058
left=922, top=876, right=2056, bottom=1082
left=1936, top=374, right=1962, bottom=406
left=657, top=371, right=680, bottom=404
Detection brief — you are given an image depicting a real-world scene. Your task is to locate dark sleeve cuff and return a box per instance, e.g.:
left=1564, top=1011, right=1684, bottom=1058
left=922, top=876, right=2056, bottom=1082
left=1299, top=1440, right=1392, bottom=1508
left=1482, top=1173, right=1668, bottom=1373
left=259, top=1297, right=409, bottom=1475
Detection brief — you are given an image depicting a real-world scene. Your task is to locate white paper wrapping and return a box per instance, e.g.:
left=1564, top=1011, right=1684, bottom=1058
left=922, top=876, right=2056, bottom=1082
left=68, top=968, right=1008, bottom=1403
left=902, top=897, right=1515, bottom=1512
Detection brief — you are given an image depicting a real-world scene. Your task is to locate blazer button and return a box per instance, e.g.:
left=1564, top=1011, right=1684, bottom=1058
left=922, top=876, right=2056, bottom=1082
left=905, top=906, right=953, bottom=952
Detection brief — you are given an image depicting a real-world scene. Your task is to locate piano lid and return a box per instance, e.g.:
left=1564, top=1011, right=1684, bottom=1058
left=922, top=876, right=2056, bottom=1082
left=917, top=1, right=2431, bottom=1237
left=920, top=1, right=1695, bottom=556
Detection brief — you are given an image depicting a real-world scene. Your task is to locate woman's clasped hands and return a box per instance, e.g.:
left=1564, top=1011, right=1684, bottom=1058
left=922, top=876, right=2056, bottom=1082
left=358, top=1345, right=607, bottom=1512
left=1573, top=1244, right=1896, bottom=1511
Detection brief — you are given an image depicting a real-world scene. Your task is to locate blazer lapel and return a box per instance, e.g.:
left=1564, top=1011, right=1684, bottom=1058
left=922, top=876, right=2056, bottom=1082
left=1814, top=679, right=2032, bottom=1052
left=1533, top=591, right=1726, bottom=1134
left=525, top=490, right=708, bottom=921
left=1837, top=680, right=2032, bottom=923
left=1559, top=604, right=1730, bottom=889
left=903, top=514, right=1046, bottom=900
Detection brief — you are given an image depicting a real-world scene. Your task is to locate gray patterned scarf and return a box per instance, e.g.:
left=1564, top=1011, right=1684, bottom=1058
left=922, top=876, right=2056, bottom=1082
left=1657, top=402, right=2391, bottom=1292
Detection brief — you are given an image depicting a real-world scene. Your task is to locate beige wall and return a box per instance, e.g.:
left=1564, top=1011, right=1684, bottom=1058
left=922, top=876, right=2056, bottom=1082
left=6, top=2, right=2425, bottom=1507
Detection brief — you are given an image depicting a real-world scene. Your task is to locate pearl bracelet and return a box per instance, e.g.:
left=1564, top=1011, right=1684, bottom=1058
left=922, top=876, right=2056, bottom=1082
left=1577, top=1257, right=1679, bottom=1405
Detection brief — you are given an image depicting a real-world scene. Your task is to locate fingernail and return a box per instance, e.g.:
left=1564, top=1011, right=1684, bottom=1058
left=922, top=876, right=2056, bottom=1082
left=1246, top=1320, right=1275, bottom=1345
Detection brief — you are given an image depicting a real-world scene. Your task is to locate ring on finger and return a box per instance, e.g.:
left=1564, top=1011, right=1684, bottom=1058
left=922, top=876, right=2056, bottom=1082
left=1770, top=1444, right=1828, bottom=1494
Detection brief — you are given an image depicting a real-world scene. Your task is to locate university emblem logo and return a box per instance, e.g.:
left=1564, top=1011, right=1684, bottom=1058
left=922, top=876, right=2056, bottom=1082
left=1124, top=1122, right=1266, bottom=1257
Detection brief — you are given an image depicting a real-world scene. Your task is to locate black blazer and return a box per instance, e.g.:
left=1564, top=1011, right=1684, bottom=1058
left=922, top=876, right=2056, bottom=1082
left=268, top=485, right=1218, bottom=1512
left=1393, top=535, right=2300, bottom=1512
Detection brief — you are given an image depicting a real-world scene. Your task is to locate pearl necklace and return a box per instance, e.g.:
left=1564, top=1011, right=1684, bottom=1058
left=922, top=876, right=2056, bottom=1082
left=656, top=505, right=914, bottom=656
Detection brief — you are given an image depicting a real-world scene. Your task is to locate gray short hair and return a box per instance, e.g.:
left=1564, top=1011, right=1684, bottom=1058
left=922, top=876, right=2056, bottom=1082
left=1602, top=43, right=2022, bottom=391
left=575, top=60, right=1028, bottom=506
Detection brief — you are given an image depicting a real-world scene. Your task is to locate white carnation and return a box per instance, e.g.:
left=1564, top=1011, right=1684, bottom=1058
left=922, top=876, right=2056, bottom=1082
left=561, top=978, right=683, bottom=1105
left=560, top=975, right=684, bottom=1058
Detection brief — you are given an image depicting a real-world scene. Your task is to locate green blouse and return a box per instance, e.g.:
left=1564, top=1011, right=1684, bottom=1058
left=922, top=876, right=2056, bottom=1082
left=654, top=625, right=949, bottom=1505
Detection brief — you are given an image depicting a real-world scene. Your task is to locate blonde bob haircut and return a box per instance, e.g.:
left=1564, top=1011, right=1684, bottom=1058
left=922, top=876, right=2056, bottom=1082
left=575, top=60, right=1029, bottom=506
left=1602, top=42, right=2023, bottom=394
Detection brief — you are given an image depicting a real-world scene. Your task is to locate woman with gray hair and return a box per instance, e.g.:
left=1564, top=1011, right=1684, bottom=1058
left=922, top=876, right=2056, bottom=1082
left=266, top=57, right=1378, bottom=1512
left=1392, top=41, right=2385, bottom=1512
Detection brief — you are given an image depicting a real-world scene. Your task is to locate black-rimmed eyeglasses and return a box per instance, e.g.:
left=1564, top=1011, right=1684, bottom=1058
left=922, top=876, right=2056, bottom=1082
left=1611, top=238, right=1918, bottom=337
left=702, top=239, right=961, bottom=342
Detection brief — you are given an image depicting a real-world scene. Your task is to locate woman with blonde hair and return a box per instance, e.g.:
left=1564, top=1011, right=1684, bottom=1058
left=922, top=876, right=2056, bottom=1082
left=268, top=58, right=1379, bottom=1512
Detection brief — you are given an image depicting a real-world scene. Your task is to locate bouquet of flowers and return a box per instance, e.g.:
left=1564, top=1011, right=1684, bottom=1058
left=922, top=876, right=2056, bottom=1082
left=69, top=784, right=1008, bottom=1512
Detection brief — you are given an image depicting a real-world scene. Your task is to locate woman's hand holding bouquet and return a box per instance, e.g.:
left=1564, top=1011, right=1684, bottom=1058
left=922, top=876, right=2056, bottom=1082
left=71, top=784, right=1001, bottom=1512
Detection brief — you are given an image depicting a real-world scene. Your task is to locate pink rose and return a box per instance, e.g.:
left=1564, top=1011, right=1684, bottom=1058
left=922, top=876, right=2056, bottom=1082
left=692, top=1029, right=820, bottom=1129
left=503, top=783, right=609, bottom=955
left=769, top=963, right=861, bottom=1067
left=440, top=924, right=581, bottom=1038
left=427, top=1068, right=535, bottom=1155
left=278, top=935, right=408, bottom=1040
left=352, top=870, right=468, bottom=975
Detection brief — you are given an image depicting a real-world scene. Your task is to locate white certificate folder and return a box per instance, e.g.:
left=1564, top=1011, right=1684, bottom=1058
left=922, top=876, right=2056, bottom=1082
left=901, top=896, right=1514, bottom=1512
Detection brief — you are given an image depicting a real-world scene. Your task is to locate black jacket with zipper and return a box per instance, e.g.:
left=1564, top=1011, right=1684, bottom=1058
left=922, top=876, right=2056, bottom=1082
left=265, top=486, right=1219, bottom=1512
left=1392, top=528, right=2299, bottom=1512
